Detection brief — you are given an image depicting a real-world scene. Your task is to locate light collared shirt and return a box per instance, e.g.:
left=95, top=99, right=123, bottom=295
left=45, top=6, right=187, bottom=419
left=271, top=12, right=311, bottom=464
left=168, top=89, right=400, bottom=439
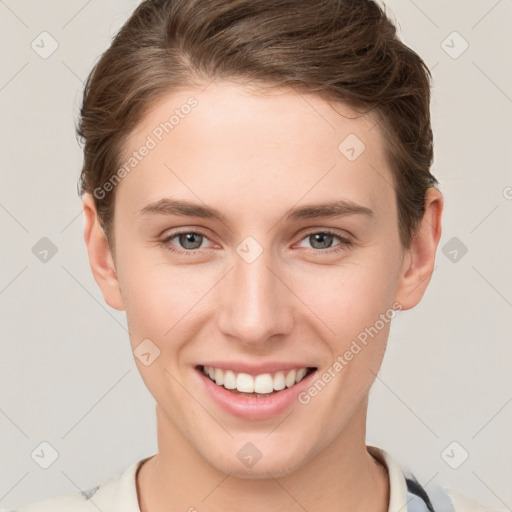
left=10, top=445, right=496, bottom=511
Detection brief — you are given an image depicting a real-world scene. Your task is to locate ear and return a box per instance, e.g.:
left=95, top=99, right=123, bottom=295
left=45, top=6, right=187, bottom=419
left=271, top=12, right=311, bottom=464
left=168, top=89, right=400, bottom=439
left=393, top=187, right=443, bottom=311
left=82, top=193, right=125, bottom=311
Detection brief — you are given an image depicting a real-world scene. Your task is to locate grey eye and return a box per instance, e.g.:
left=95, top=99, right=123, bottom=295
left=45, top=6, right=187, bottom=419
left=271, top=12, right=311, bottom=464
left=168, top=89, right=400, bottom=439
left=307, top=233, right=336, bottom=250
left=177, top=232, right=204, bottom=250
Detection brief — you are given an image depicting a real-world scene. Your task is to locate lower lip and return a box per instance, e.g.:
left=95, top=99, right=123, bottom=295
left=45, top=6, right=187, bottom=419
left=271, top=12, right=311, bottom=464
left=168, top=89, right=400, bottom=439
left=195, top=366, right=318, bottom=421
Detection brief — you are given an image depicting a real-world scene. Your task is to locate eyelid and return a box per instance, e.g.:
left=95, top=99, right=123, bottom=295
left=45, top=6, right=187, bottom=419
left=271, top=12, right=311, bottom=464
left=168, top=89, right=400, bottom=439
left=298, top=226, right=353, bottom=241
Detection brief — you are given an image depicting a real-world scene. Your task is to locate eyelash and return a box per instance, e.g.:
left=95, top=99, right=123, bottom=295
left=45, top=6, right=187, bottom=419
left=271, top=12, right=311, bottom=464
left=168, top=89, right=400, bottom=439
left=159, top=229, right=353, bottom=256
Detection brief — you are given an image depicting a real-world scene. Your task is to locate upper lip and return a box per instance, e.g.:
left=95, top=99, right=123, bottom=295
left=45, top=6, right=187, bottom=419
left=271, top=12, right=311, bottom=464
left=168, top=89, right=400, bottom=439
left=197, top=361, right=317, bottom=376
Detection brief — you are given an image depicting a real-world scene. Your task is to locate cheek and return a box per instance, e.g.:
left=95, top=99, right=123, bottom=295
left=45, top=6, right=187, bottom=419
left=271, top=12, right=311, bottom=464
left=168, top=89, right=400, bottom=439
left=292, top=254, right=399, bottom=398
left=297, top=256, right=398, bottom=338
left=120, top=259, right=210, bottom=345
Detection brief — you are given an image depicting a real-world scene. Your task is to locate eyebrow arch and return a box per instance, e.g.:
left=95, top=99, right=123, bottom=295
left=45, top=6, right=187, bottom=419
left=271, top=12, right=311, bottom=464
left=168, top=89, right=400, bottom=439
left=138, top=198, right=374, bottom=222
left=284, top=200, right=374, bottom=221
left=139, top=198, right=228, bottom=221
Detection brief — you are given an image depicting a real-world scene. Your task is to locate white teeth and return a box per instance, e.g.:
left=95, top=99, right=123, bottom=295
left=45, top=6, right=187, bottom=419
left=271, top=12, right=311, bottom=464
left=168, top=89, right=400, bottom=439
left=296, top=368, right=307, bottom=381
left=201, top=365, right=312, bottom=394
left=254, top=374, right=274, bottom=394
left=285, top=369, right=296, bottom=388
left=214, top=367, right=224, bottom=386
left=236, top=373, right=254, bottom=393
left=223, top=370, right=237, bottom=390
left=273, top=371, right=286, bottom=391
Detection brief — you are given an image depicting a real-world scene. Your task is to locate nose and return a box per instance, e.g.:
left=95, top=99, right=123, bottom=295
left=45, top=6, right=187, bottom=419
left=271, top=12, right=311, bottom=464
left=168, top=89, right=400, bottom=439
left=216, top=246, right=295, bottom=349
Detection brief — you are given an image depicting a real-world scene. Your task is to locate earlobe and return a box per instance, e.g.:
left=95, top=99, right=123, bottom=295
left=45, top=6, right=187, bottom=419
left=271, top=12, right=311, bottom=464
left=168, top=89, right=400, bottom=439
left=82, top=193, right=125, bottom=311
left=393, top=187, right=444, bottom=311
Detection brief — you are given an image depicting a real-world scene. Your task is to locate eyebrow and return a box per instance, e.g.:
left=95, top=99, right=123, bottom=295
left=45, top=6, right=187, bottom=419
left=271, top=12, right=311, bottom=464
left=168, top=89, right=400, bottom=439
left=138, top=198, right=375, bottom=222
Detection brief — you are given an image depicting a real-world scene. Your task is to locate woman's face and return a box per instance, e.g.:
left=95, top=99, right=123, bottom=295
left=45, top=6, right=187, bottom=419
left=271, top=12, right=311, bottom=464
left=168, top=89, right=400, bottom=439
left=91, top=81, right=421, bottom=477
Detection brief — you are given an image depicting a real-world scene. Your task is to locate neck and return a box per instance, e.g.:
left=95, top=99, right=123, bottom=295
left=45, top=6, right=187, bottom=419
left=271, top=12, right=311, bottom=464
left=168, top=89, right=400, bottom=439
left=137, top=402, right=389, bottom=512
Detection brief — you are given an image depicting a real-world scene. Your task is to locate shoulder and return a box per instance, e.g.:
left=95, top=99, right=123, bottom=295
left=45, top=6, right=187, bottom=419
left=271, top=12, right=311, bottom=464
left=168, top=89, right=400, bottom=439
left=10, top=457, right=148, bottom=512
left=406, top=472, right=499, bottom=512
left=9, top=487, right=99, bottom=512
left=445, top=487, right=500, bottom=512
left=368, top=444, right=498, bottom=512
left=407, top=475, right=499, bottom=512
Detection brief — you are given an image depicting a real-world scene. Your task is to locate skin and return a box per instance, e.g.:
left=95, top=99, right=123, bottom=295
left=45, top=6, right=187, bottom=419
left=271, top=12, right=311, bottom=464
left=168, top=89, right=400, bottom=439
left=82, top=80, right=443, bottom=512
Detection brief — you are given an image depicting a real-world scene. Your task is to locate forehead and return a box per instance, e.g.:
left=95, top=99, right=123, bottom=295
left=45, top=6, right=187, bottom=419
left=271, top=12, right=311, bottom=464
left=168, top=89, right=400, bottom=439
left=117, top=80, right=394, bottom=221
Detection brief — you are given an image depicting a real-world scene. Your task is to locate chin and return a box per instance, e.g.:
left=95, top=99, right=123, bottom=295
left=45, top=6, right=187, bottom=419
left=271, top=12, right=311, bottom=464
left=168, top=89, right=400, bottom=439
left=206, top=447, right=306, bottom=480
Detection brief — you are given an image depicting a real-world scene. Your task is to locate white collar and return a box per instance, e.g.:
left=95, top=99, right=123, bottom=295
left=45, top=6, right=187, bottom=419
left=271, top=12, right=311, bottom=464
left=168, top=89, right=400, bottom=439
left=368, top=444, right=411, bottom=511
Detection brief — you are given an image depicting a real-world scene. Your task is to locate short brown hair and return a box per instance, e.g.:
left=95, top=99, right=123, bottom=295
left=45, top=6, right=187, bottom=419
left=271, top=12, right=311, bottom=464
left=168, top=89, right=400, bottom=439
left=77, top=0, right=439, bottom=251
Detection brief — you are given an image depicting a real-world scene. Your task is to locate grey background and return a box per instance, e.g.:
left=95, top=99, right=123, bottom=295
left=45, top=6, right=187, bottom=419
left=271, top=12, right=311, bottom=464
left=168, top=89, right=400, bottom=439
left=0, top=0, right=511, bottom=510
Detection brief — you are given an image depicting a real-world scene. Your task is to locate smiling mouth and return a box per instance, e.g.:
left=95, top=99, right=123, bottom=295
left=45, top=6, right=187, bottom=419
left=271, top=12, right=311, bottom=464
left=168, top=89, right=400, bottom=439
left=196, top=364, right=317, bottom=398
